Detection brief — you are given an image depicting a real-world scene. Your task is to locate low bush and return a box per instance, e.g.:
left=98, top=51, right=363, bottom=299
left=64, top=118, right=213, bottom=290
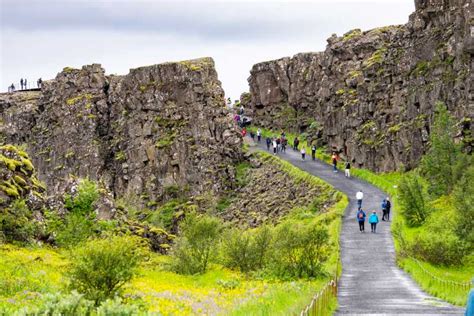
left=171, top=212, right=222, bottom=274
left=0, top=199, right=39, bottom=244
left=398, top=174, right=430, bottom=226
left=69, top=235, right=147, bottom=305
left=221, top=225, right=272, bottom=273
left=453, top=165, right=474, bottom=247
left=270, top=221, right=329, bottom=278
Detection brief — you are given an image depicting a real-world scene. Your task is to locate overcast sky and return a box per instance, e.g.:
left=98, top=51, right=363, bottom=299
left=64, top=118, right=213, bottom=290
left=0, top=0, right=414, bottom=100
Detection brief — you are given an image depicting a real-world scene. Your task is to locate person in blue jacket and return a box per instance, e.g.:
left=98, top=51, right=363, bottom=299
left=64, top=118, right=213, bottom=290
left=466, top=278, right=474, bottom=316
left=369, top=211, right=379, bottom=233
left=356, top=208, right=366, bottom=232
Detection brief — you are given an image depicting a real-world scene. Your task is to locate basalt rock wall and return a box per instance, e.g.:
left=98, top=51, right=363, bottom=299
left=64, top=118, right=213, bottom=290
left=0, top=58, right=242, bottom=204
left=245, top=0, right=474, bottom=172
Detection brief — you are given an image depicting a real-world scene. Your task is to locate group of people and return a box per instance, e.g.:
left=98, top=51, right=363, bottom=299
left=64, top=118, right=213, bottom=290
left=7, top=78, right=42, bottom=92
left=355, top=190, right=391, bottom=233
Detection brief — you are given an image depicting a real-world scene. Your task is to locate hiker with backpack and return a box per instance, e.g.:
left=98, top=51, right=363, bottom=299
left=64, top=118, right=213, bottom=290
left=381, top=199, right=388, bottom=221
left=266, top=137, right=271, bottom=151
left=357, top=208, right=366, bottom=232
left=385, top=197, right=391, bottom=221
left=344, top=161, right=351, bottom=178
left=369, top=211, right=379, bottom=233
left=356, top=190, right=363, bottom=208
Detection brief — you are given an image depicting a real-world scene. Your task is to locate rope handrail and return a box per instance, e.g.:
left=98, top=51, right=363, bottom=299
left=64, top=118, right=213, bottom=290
left=409, top=256, right=472, bottom=289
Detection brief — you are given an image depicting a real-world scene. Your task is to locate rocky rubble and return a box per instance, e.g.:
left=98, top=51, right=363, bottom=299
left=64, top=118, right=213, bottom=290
left=0, top=58, right=243, bottom=205
left=244, top=0, right=473, bottom=172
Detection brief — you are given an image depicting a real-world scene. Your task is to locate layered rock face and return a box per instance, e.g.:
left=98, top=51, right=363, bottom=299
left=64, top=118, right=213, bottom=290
left=0, top=58, right=242, bottom=204
left=245, top=0, right=473, bottom=171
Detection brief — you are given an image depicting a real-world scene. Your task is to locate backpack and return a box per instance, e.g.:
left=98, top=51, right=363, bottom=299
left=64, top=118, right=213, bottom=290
left=358, top=211, right=364, bottom=219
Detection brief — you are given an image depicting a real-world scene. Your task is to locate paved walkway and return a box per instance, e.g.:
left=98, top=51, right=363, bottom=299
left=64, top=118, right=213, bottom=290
left=249, top=138, right=463, bottom=315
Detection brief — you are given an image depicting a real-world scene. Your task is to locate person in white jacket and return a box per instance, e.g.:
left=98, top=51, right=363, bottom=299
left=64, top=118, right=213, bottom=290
left=356, top=190, right=363, bottom=208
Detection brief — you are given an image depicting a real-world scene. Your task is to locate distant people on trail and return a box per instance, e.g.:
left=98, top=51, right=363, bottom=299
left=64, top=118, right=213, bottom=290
left=266, top=137, right=271, bottom=151
left=344, top=161, right=351, bottom=178
left=357, top=208, right=366, bottom=232
left=356, top=190, right=363, bottom=208
left=250, top=131, right=255, bottom=141
left=257, top=129, right=261, bottom=142
left=37, top=78, right=43, bottom=88
left=241, top=128, right=247, bottom=138
left=293, top=137, right=299, bottom=151
left=20, top=78, right=24, bottom=90
left=385, top=197, right=391, bottom=221
left=311, top=145, right=316, bottom=161
left=276, top=137, right=281, bottom=153
left=281, top=137, right=287, bottom=153
left=369, top=211, right=379, bottom=233
left=465, top=278, right=474, bottom=316
left=272, top=139, right=278, bottom=154
left=381, top=198, right=388, bottom=221
left=8, top=83, right=15, bottom=92
left=24, top=78, right=27, bottom=89
left=301, top=147, right=306, bottom=160
left=331, top=152, right=338, bottom=172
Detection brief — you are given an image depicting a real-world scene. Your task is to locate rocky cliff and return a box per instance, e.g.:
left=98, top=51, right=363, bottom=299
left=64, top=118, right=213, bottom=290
left=0, top=58, right=242, bottom=205
left=244, top=0, right=473, bottom=172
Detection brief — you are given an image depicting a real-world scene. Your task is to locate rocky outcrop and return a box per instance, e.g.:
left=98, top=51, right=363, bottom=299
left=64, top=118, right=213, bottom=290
left=221, top=153, right=339, bottom=227
left=0, top=58, right=242, bottom=205
left=244, top=0, right=473, bottom=172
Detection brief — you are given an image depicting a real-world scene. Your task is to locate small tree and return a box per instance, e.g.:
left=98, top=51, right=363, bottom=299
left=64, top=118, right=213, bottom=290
left=171, top=212, right=222, bottom=274
left=398, top=174, right=429, bottom=226
left=421, top=102, right=468, bottom=197
left=453, top=164, right=474, bottom=247
left=69, top=235, right=146, bottom=305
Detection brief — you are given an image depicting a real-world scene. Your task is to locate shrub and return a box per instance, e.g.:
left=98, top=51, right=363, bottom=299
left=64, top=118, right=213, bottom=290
left=64, top=179, right=99, bottom=215
left=420, top=103, right=469, bottom=197
left=0, top=199, right=38, bottom=244
left=453, top=165, right=474, bottom=247
left=398, top=174, right=430, bottom=226
left=171, top=212, right=222, bottom=274
left=222, top=226, right=272, bottom=273
left=270, top=221, right=329, bottom=278
left=69, top=235, right=146, bottom=305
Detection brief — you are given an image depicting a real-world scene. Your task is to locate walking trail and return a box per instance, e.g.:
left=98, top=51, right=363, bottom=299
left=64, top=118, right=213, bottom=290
left=249, top=138, right=463, bottom=315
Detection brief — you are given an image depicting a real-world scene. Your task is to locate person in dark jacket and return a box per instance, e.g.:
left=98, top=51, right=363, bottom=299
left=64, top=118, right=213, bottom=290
left=293, top=137, right=299, bottom=151
left=381, top=199, right=388, bottom=221
left=356, top=208, right=366, bottom=232
left=266, top=137, right=271, bottom=151
left=385, top=197, right=391, bottom=221
left=311, top=145, right=316, bottom=161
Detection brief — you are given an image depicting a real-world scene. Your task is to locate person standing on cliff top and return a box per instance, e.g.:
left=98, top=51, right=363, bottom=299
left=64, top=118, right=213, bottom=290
left=24, top=78, right=27, bottom=89
left=20, top=78, right=24, bottom=90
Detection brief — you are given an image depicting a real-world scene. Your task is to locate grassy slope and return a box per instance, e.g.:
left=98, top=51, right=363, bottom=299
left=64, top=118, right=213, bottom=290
left=0, top=153, right=348, bottom=315
left=249, top=126, right=472, bottom=306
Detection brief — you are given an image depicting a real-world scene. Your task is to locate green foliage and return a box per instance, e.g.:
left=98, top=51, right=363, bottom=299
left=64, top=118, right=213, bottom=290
left=452, top=165, right=474, bottom=246
left=398, top=174, right=429, bottom=226
left=222, top=226, right=272, bottom=273
left=420, top=103, right=470, bottom=197
left=64, top=179, right=99, bottom=215
left=69, top=235, right=146, bottom=305
left=0, top=199, right=38, bottom=244
left=171, top=212, right=222, bottom=274
left=235, top=162, right=252, bottom=187
left=270, top=221, right=329, bottom=278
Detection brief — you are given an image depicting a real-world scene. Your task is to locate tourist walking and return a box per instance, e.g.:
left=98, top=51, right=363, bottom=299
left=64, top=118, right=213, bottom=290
left=250, top=131, right=255, bottom=141
left=266, top=137, right=271, bottom=151
left=385, top=197, right=391, bottom=221
left=331, top=152, right=338, bottom=172
left=281, top=138, right=287, bottom=153
left=293, top=137, right=299, bottom=151
left=357, top=208, right=366, bottom=232
left=311, top=145, right=316, bottom=161
left=273, top=139, right=277, bottom=155
left=344, top=161, right=351, bottom=178
left=301, top=147, right=306, bottom=160
left=369, top=211, right=379, bottom=233
left=257, top=129, right=261, bottom=142
left=356, top=190, right=363, bottom=208
left=276, top=137, right=281, bottom=153
left=381, top=198, right=388, bottom=221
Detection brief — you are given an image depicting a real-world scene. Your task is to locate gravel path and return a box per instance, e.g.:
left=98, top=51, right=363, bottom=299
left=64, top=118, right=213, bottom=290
left=249, top=138, right=463, bottom=315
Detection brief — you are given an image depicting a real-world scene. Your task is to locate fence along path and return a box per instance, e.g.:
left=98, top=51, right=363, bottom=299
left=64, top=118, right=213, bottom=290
left=249, top=139, right=464, bottom=315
